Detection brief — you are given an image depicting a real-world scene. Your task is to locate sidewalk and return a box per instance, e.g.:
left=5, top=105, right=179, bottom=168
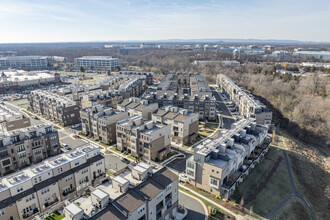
left=179, top=184, right=260, bottom=220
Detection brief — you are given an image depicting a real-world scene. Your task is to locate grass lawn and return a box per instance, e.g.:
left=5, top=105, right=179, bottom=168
left=45, top=211, right=64, bottom=220
left=199, top=130, right=213, bottom=137
left=110, top=146, right=122, bottom=154
left=128, top=154, right=138, bottom=161
left=158, top=151, right=179, bottom=163
left=179, top=187, right=234, bottom=220
left=271, top=198, right=309, bottom=220
left=106, top=170, right=115, bottom=175
left=231, top=146, right=292, bottom=217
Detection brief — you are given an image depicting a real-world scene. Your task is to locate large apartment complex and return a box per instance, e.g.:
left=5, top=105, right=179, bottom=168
left=116, top=116, right=171, bottom=161
left=152, top=105, right=199, bottom=145
left=119, top=71, right=154, bottom=85
left=217, top=74, right=272, bottom=126
left=80, top=105, right=128, bottom=144
left=0, top=144, right=105, bottom=220
left=0, top=56, right=48, bottom=69
left=186, top=118, right=270, bottom=199
left=80, top=90, right=123, bottom=109
left=0, top=123, right=60, bottom=177
left=61, top=165, right=178, bottom=220
left=74, top=56, right=119, bottom=70
left=28, top=90, right=81, bottom=127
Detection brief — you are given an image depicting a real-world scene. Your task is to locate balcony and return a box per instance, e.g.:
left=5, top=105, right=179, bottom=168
left=62, top=188, right=76, bottom=196
left=44, top=197, right=59, bottom=208
left=22, top=208, right=39, bottom=219
left=156, top=201, right=164, bottom=213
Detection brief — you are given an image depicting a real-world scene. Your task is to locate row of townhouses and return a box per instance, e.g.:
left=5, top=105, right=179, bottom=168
left=143, top=93, right=216, bottom=121
left=118, top=71, right=153, bottom=85
left=61, top=164, right=178, bottom=220
left=80, top=105, right=128, bottom=145
left=0, top=143, right=105, bottom=220
left=81, top=98, right=199, bottom=159
left=28, top=90, right=81, bottom=127
left=155, top=72, right=213, bottom=98
left=186, top=118, right=271, bottom=199
left=0, top=123, right=60, bottom=177
left=216, top=74, right=272, bottom=126
left=0, top=103, right=31, bottom=133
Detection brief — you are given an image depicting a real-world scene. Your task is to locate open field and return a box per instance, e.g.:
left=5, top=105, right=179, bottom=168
left=231, top=146, right=292, bottom=217
left=272, top=198, right=310, bottom=220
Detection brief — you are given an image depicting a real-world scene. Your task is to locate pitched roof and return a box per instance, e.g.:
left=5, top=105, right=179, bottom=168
left=136, top=178, right=164, bottom=199
left=152, top=167, right=178, bottom=187
left=115, top=189, right=146, bottom=214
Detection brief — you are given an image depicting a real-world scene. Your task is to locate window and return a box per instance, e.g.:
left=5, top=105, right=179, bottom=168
left=210, top=177, right=219, bottom=188
left=17, top=186, right=23, bottom=193
left=156, top=192, right=163, bottom=200
left=0, top=209, right=4, bottom=216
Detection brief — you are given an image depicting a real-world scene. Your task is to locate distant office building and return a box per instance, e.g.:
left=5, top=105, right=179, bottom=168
left=293, top=51, right=330, bottom=60
left=0, top=51, right=17, bottom=57
left=0, top=56, right=48, bottom=69
left=120, top=46, right=143, bottom=55
left=80, top=105, right=128, bottom=144
left=272, top=50, right=288, bottom=58
left=140, top=43, right=157, bottom=48
left=0, top=123, right=60, bottom=176
left=74, top=56, right=119, bottom=70
left=152, top=105, right=199, bottom=145
left=116, top=116, right=171, bottom=161
left=0, top=70, right=60, bottom=91
left=28, top=90, right=81, bottom=126
left=186, top=118, right=270, bottom=199
left=217, top=74, right=272, bottom=126
left=194, top=60, right=240, bottom=67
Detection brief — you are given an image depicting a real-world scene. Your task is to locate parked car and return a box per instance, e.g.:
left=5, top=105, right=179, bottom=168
left=179, top=173, right=188, bottom=182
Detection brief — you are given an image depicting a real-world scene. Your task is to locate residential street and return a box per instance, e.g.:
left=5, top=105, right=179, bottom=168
left=179, top=191, right=207, bottom=220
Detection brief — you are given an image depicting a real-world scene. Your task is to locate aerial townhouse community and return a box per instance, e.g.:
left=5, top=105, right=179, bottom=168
left=186, top=118, right=271, bottom=199
left=143, top=72, right=216, bottom=121
left=217, top=74, right=273, bottom=126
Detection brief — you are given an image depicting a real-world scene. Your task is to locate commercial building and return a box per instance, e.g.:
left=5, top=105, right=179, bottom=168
left=186, top=118, right=270, bottom=199
left=293, top=51, right=330, bottom=60
left=0, top=103, right=31, bottom=132
left=0, top=123, right=60, bottom=177
left=61, top=165, right=178, bottom=220
left=116, top=116, right=171, bottom=161
left=117, top=97, right=158, bottom=120
left=152, top=106, right=199, bottom=145
left=144, top=93, right=216, bottom=121
left=217, top=74, right=272, bottom=126
left=28, top=90, right=81, bottom=127
left=74, top=56, right=119, bottom=70
left=0, top=56, right=48, bottom=69
left=80, top=105, right=128, bottom=144
left=0, top=70, right=60, bottom=91
left=119, top=71, right=153, bottom=85
left=0, top=143, right=105, bottom=220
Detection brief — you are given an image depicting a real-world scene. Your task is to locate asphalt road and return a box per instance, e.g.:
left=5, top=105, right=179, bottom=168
left=211, top=88, right=235, bottom=129
left=166, top=148, right=193, bottom=173
left=179, top=191, right=206, bottom=220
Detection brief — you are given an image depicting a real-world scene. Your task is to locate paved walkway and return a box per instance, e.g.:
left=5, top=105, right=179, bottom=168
left=180, top=184, right=259, bottom=220
left=266, top=150, right=315, bottom=220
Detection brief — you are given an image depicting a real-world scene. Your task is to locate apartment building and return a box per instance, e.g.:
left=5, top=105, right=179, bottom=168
left=81, top=90, right=123, bottom=109
left=0, top=103, right=31, bottom=132
left=0, top=143, right=105, bottom=220
left=61, top=164, right=178, bottom=220
left=119, top=71, right=154, bottom=85
left=28, top=90, right=81, bottom=127
left=152, top=105, right=199, bottom=145
left=186, top=118, right=270, bottom=199
left=0, top=123, right=60, bottom=177
left=80, top=105, right=128, bottom=144
left=117, top=97, right=158, bottom=120
left=0, top=56, right=48, bottom=69
left=217, top=74, right=272, bottom=126
left=116, top=116, right=171, bottom=161
left=144, top=93, right=216, bottom=121
left=56, top=83, right=102, bottom=103
left=74, top=56, right=119, bottom=70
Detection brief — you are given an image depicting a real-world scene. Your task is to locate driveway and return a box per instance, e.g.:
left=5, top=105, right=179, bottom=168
left=179, top=191, right=207, bottom=220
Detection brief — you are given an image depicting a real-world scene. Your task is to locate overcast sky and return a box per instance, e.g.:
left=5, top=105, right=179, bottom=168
left=0, top=0, right=329, bottom=43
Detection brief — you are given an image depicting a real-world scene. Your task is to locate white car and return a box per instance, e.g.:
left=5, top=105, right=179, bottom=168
left=179, top=173, right=188, bottom=182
